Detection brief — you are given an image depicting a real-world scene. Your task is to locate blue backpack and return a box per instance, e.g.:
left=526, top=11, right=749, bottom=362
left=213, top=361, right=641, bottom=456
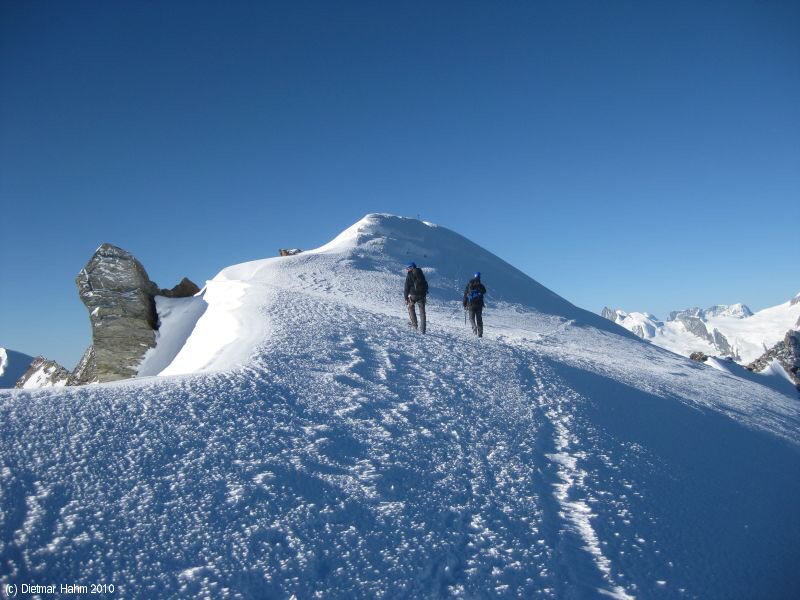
left=467, top=286, right=483, bottom=304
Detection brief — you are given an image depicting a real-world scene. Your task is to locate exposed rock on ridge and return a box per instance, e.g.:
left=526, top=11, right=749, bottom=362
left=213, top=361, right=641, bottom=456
left=68, top=346, right=97, bottom=386
left=161, top=277, right=201, bottom=298
left=746, top=331, right=800, bottom=392
left=689, top=351, right=709, bottom=363
left=73, top=244, right=199, bottom=384
left=601, top=307, right=621, bottom=322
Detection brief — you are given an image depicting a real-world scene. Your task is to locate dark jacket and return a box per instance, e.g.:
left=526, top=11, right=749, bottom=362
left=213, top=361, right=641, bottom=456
left=463, top=278, right=486, bottom=308
left=404, top=267, right=428, bottom=301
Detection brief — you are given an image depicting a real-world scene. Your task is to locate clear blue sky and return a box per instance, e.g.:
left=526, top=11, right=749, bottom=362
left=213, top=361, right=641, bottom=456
left=2, top=1, right=798, bottom=369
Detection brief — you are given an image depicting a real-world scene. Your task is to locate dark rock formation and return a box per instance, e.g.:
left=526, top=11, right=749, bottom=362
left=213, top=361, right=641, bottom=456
left=689, top=352, right=709, bottom=363
left=746, top=330, right=800, bottom=392
left=791, top=293, right=800, bottom=306
left=74, top=244, right=159, bottom=383
left=160, top=277, right=200, bottom=298
left=69, top=346, right=97, bottom=386
left=15, top=356, right=71, bottom=389
left=279, top=248, right=303, bottom=256
left=73, top=244, right=199, bottom=384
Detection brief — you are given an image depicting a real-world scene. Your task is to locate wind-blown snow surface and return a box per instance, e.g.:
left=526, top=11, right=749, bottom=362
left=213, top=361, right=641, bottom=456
left=2, top=215, right=799, bottom=598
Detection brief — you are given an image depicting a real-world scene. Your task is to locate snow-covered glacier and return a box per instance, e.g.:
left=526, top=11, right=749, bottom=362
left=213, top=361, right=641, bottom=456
left=2, top=214, right=798, bottom=599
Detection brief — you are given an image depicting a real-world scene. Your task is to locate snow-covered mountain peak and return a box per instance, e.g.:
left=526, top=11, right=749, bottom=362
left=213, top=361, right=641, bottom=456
left=181, top=214, right=621, bottom=376
left=703, top=303, right=753, bottom=319
left=600, top=310, right=663, bottom=340
left=668, top=303, right=752, bottom=322
left=223, top=213, right=571, bottom=306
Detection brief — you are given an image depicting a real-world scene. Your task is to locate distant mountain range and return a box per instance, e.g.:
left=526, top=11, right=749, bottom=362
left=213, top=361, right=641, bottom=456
left=601, top=294, right=799, bottom=363
left=601, top=294, right=800, bottom=395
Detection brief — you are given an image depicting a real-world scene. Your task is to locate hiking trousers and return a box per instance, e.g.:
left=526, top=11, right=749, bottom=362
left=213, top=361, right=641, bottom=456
left=468, top=305, right=483, bottom=337
left=407, top=296, right=426, bottom=334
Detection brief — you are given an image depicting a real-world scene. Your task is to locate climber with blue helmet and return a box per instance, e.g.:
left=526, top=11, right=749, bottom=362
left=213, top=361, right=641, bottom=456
left=463, top=272, right=487, bottom=337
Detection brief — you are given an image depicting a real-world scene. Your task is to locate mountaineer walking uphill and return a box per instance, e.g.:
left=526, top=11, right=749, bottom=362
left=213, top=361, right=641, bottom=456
left=404, top=262, right=428, bottom=334
left=464, top=272, right=487, bottom=337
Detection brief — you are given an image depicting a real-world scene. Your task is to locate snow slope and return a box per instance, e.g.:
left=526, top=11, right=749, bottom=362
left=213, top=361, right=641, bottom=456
left=705, top=356, right=799, bottom=398
left=2, top=215, right=799, bottom=599
left=0, top=348, right=34, bottom=388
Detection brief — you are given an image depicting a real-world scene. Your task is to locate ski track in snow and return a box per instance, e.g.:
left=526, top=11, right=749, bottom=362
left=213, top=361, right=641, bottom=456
left=2, top=216, right=799, bottom=598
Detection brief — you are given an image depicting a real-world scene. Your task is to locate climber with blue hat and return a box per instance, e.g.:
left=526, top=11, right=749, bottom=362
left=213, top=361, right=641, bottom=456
left=403, top=262, right=428, bottom=334
left=463, top=271, right=487, bottom=337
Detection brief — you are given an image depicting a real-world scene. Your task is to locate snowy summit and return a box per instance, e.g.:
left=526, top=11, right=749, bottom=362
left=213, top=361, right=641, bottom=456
left=1, top=214, right=799, bottom=599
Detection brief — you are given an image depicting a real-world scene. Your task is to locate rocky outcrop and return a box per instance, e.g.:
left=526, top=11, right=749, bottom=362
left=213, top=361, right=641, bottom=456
left=68, top=346, right=97, bottom=386
left=74, top=244, right=159, bottom=383
left=601, top=307, right=621, bottom=322
left=673, top=315, right=738, bottom=359
left=711, top=328, right=737, bottom=358
left=160, top=277, right=201, bottom=298
left=746, top=331, right=800, bottom=391
left=73, top=244, right=199, bottom=384
left=791, top=293, right=800, bottom=306
left=279, top=248, right=302, bottom=257
left=15, top=356, right=71, bottom=389
left=669, top=308, right=703, bottom=321
left=689, top=351, right=709, bottom=363
left=675, top=315, right=710, bottom=341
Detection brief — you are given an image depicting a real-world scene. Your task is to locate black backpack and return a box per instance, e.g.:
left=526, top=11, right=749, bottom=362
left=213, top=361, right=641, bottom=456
left=411, top=268, right=428, bottom=297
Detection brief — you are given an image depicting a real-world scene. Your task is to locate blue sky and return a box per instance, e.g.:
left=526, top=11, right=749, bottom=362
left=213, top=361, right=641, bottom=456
left=2, top=1, right=798, bottom=369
